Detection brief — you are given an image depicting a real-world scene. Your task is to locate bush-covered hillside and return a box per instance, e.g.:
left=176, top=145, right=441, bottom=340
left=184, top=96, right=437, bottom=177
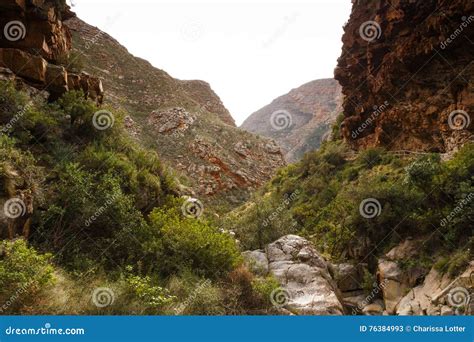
left=225, top=139, right=473, bottom=276
left=0, top=81, right=277, bottom=314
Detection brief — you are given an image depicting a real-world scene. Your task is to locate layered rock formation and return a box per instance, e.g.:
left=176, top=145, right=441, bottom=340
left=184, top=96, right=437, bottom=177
left=65, top=17, right=285, bottom=204
left=0, top=0, right=103, bottom=102
left=335, top=0, right=474, bottom=152
left=245, top=236, right=473, bottom=316
left=244, top=235, right=344, bottom=315
left=241, top=79, right=342, bottom=162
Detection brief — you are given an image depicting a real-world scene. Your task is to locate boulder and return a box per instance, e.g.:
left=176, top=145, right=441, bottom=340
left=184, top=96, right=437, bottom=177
left=396, top=267, right=452, bottom=315
left=0, top=48, right=47, bottom=83
left=333, top=262, right=367, bottom=292
left=45, top=63, right=68, bottom=96
left=242, top=250, right=269, bottom=276
left=377, top=258, right=407, bottom=314
left=265, top=235, right=344, bottom=315
left=148, top=107, right=195, bottom=135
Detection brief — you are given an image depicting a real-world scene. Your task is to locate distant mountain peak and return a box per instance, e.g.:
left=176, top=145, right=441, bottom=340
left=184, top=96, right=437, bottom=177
left=241, top=78, right=342, bottom=162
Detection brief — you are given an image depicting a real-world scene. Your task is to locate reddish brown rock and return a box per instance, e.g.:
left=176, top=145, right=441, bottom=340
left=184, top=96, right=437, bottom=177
left=0, top=48, right=103, bottom=102
left=0, top=0, right=72, bottom=63
left=335, top=0, right=474, bottom=152
left=0, top=48, right=47, bottom=83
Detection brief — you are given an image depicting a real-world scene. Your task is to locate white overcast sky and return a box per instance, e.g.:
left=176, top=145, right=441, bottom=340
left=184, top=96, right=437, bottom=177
left=69, top=0, right=352, bottom=125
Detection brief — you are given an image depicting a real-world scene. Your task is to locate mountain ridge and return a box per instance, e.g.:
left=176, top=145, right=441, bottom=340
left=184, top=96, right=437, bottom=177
left=241, top=78, right=342, bottom=162
left=65, top=16, right=285, bottom=207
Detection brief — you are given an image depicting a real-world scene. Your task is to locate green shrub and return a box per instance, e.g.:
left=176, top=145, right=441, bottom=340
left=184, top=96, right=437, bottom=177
left=147, top=203, right=241, bottom=277
left=123, top=267, right=175, bottom=312
left=0, top=239, right=55, bottom=313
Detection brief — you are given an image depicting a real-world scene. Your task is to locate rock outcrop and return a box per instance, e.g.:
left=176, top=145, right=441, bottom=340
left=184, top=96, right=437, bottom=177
left=241, top=79, right=342, bottom=162
left=65, top=17, right=285, bottom=205
left=377, top=239, right=428, bottom=314
left=0, top=1, right=103, bottom=102
left=244, top=235, right=344, bottom=315
left=397, top=262, right=474, bottom=316
left=335, top=0, right=474, bottom=152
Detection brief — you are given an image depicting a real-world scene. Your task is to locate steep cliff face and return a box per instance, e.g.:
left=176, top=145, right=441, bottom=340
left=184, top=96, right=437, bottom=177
left=65, top=17, right=284, bottom=205
left=335, top=0, right=474, bottom=152
left=0, top=0, right=103, bottom=102
left=241, top=79, right=342, bottom=162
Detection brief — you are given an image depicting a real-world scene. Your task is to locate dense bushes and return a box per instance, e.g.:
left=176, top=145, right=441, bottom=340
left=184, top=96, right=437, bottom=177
left=146, top=202, right=241, bottom=277
left=229, top=141, right=473, bottom=270
left=0, top=81, right=250, bottom=314
left=0, top=239, right=55, bottom=314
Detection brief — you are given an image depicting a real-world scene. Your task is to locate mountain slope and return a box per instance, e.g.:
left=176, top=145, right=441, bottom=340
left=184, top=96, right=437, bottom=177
left=65, top=17, right=285, bottom=207
left=241, top=79, right=342, bottom=162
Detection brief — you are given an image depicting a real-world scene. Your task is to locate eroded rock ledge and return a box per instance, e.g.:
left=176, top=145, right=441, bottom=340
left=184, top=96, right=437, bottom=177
left=335, top=0, right=474, bottom=152
left=0, top=0, right=103, bottom=102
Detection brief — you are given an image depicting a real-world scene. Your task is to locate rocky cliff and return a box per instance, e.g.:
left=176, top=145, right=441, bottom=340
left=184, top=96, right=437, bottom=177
left=335, top=0, right=473, bottom=152
left=0, top=0, right=103, bottom=102
left=64, top=17, right=285, bottom=206
left=241, top=79, right=342, bottom=162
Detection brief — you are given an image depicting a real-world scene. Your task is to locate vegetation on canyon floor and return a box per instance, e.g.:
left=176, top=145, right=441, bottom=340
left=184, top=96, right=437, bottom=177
left=0, top=81, right=472, bottom=314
